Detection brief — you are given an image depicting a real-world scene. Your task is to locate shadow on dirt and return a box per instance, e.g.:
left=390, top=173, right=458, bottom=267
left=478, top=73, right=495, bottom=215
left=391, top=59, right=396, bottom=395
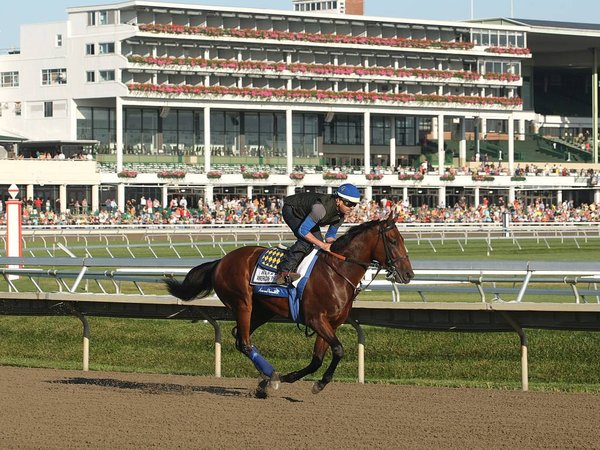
left=51, top=377, right=246, bottom=397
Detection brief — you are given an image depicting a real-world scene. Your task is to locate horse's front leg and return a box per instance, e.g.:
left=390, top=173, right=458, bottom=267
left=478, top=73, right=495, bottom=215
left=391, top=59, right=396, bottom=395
left=308, top=321, right=344, bottom=394
left=281, top=336, right=328, bottom=384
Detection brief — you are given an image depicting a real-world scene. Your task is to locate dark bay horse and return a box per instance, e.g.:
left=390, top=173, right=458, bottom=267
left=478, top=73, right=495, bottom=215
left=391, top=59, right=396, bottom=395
left=165, top=212, right=414, bottom=394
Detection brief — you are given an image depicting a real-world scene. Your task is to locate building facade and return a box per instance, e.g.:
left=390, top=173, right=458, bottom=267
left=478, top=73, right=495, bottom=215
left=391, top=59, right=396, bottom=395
left=0, top=1, right=599, bottom=213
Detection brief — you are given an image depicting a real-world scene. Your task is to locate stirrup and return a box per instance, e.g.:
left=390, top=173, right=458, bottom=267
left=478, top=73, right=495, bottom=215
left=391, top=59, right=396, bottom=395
left=275, top=272, right=301, bottom=285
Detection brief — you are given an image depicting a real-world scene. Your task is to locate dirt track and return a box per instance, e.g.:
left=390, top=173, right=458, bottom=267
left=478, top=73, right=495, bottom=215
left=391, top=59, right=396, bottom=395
left=0, top=366, right=599, bottom=449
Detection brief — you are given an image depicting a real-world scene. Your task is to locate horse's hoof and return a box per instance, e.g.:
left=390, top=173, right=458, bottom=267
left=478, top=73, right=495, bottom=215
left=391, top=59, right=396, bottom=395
left=312, top=381, right=324, bottom=394
left=255, top=378, right=269, bottom=399
left=269, top=372, right=281, bottom=391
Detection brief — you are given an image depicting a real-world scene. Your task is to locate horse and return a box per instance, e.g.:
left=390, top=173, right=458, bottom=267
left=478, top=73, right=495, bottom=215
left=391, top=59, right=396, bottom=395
left=165, top=212, right=414, bottom=395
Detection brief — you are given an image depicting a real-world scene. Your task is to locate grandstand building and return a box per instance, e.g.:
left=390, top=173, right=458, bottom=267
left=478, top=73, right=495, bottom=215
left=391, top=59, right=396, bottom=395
left=0, top=0, right=599, bottom=212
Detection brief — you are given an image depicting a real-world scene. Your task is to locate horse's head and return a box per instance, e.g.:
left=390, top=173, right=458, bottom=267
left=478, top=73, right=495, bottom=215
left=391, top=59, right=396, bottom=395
left=374, top=212, right=414, bottom=284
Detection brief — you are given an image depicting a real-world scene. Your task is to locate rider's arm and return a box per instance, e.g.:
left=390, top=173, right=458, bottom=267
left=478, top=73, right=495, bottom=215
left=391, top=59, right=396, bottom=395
left=297, top=204, right=330, bottom=250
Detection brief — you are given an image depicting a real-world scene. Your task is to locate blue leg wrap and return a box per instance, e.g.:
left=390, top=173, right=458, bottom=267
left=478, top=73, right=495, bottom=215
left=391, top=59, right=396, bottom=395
left=248, top=346, right=274, bottom=378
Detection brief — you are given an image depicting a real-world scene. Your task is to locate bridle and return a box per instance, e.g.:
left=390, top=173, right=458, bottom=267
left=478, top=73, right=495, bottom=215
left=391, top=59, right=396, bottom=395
left=327, top=220, right=409, bottom=283
left=378, top=221, right=410, bottom=281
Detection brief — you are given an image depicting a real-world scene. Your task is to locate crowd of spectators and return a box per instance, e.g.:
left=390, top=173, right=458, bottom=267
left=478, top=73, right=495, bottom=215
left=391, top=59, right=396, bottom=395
left=1, top=194, right=600, bottom=226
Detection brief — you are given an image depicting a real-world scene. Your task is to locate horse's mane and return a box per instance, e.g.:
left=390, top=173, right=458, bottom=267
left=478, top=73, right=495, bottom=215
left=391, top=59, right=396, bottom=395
left=331, top=219, right=380, bottom=252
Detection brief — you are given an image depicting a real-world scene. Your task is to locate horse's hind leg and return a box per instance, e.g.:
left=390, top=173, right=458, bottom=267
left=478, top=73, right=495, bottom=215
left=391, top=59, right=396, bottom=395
left=281, top=336, right=328, bottom=384
left=233, top=305, right=280, bottom=392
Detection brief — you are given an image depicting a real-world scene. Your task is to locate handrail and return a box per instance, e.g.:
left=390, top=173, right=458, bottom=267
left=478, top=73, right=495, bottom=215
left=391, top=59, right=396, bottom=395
left=2, top=257, right=599, bottom=304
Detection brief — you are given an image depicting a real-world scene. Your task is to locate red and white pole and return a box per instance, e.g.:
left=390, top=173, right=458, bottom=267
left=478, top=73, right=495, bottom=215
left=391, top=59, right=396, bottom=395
left=6, top=183, right=22, bottom=281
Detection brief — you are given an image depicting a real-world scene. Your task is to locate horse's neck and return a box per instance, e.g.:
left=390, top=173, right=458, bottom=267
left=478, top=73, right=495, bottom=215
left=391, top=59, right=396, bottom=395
left=337, top=233, right=373, bottom=265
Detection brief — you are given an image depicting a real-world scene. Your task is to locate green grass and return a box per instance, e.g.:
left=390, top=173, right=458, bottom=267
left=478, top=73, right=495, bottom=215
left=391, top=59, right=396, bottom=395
left=2, top=234, right=600, bottom=392
left=1, top=316, right=599, bottom=392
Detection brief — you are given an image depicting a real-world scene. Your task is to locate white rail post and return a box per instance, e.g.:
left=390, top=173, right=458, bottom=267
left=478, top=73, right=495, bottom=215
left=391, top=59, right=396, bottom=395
left=500, top=312, right=529, bottom=391
left=348, top=317, right=365, bottom=384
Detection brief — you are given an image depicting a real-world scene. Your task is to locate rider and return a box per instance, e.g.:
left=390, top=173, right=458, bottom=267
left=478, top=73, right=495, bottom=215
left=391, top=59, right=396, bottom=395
left=275, top=183, right=361, bottom=285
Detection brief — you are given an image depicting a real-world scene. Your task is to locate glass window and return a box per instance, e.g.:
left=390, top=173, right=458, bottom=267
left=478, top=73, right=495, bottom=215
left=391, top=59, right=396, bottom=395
left=99, top=70, right=115, bottom=81
left=85, top=43, right=95, bottom=55
left=98, top=42, right=115, bottom=54
left=56, top=34, right=63, bottom=47
left=86, top=71, right=95, bottom=82
left=87, top=12, right=96, bottom=26
left=42, top=68, right=67, bottom=85
left=1, top=71, right=19, bottom=87
left=44, top=101, right=53, bottom=118
left=99, top=11, right=108, bottom=25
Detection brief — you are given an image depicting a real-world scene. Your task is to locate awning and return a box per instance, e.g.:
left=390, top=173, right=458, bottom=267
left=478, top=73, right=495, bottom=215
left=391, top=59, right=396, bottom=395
left=0, top=130, right=28, bottom=143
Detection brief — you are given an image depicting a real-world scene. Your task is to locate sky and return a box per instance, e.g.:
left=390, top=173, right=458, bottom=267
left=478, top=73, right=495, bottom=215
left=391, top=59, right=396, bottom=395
left=1, top=0, right=599, bottom=50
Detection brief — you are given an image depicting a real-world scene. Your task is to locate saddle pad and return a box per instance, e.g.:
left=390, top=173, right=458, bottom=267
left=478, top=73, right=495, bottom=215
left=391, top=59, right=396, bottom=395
left=251, top=247, right=285, bottom=285
left=251, top=248, right=320, bottom=323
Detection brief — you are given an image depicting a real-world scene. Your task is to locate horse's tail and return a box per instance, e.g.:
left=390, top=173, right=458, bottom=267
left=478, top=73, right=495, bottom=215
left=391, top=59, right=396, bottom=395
left=164, top=259, right=220, bottom=301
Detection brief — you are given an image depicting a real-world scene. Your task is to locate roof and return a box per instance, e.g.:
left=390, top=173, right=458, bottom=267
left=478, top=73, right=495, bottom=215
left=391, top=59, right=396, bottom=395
left=510, top=18, right=600, bottom=32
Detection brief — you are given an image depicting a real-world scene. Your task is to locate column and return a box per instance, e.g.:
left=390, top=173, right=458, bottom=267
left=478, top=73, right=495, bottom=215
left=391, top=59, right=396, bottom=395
left=402, top=187, right=408, bottom=204
left=287, top=185, right=296, bottom=196
left=474, top=186, right=480, bottom=208
left=437, top=113, right=445, bottom=175
left=556, top=189, right=563, bottom=206
left=508, top=114, right=515, bottom=176
left=91, top=184, right=99, bottom=213
left=60, top=184, right=67, bottom=213
left=247, top=185, right=253, bottom=200
left=438, top=186, right=446, bottom=208
left=286, top=108, right=293, bottom=174
left=364, top=111, right=371, bottom=174
left=518, top=119, right=526, bottom=141
left=115, top=97, right=123, bottom=173
left=204, top=184, right=214, bottom=208
left=481, top=118, right=487, bottom=137
left=459, top=117, right=467, bottom=167
left=162, top=184, right=169, bottom=209
left=204, top=106, right=211, bottom=172
left=364, top=186, right=372, bottom=202
left=389, top=116, right=396, bottom=171
left=117, top=183, right=125, bottom=213
left=594, top=188, right=600, bottom=204
left=509, top=186, right=516, bottom=205
left=26, top=184, right=34, bottom=201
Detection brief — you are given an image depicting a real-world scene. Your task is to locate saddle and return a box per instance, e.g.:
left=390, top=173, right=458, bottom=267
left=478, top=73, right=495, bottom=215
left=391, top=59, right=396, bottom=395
left=250, top=247, right=319, bottom=323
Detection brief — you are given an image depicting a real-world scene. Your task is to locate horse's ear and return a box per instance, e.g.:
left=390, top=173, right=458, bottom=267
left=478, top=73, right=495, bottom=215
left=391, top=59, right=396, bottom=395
left=386, top=209, right=397, bottom=224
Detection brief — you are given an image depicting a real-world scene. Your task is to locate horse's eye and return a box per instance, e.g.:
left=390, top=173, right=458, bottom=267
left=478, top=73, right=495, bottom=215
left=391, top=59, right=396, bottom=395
left=389, top=238, right=397, bottom=245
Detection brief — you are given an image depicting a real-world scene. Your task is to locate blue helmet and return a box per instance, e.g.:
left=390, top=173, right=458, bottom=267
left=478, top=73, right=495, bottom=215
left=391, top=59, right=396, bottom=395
left=336, top=183, right=361, bottom=204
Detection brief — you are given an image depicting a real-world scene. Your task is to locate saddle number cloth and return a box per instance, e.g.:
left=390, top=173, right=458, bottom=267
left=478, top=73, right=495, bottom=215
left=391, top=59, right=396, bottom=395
left=251, top=247, right=318, bottom=286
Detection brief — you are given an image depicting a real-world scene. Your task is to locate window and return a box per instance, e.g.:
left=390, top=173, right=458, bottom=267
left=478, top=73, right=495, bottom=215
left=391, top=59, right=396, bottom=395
left=42, top=68, right=67, bottom=85
left=86, top=71, right=95, bottom=82
left=99, top=11, right=108, bottom=25
left=44, top=101, right=53, bottom=117
left=85, top=43, right=95, bottom=55
left=1, top=71, right=19, bottom=87
left=56, top=34, right=63, bottom=47
left=99, top=70, right=115, bottom=81
left=15, top=102, right=21, bottom=116
left=87, top=11, right=96, bottom=26
left=98, top=42, right=115, bottom=54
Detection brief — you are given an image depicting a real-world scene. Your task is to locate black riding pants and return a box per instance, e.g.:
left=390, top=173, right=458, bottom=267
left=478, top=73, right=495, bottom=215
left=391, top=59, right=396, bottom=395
left=278, top=205, right=323, bottom=272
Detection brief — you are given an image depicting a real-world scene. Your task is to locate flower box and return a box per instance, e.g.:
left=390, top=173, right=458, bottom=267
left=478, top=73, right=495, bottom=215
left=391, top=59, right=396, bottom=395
left=366, top=173, right=384, bottom=180
left=128, top=82, right=523, bottom=107
left=510, top=176, right=526, bottom=182
left=440, top=174, right=455, bottom=181
left=158, top=171, right=186, bottom=179
left=117, top=170, right=138, bottom=178
left=398, top=173, right=424, bottom=181
left=471, top=175, right=495, bottom=182
left=323, top=172, right=348, bottom=180
left=207, top=171, right=223, bottom=179
left=242, top=171, right=269, bottom=179
left=289, top=172, right=305, bottom=180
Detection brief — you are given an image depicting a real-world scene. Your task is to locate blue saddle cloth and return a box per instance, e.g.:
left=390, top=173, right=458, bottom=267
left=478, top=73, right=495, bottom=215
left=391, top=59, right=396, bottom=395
left=251, top=247, right=319, bottom=323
